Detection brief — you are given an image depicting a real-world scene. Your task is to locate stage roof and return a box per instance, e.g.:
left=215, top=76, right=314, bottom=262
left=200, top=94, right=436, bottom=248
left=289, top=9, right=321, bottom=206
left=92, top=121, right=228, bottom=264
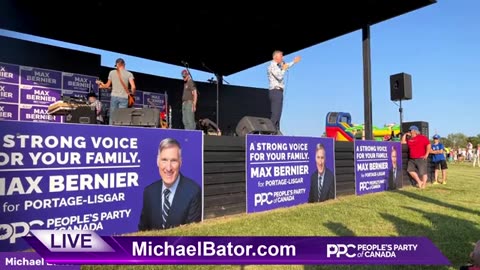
left=0, top=0, right=436, bottom=76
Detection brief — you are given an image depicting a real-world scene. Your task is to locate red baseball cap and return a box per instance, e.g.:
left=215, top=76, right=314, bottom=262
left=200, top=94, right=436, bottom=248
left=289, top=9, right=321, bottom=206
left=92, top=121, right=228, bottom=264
left=181, top=69, right=189, bottom=77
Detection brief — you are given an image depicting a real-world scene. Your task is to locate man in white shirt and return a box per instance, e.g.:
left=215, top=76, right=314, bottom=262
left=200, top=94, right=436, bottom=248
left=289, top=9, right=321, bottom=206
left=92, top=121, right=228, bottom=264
left=267, top=50, right=301, bottom=134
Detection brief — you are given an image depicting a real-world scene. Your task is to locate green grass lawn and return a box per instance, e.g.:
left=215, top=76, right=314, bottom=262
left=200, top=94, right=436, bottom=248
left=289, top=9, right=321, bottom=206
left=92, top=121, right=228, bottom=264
left=84, top=163, right=480, bottom=270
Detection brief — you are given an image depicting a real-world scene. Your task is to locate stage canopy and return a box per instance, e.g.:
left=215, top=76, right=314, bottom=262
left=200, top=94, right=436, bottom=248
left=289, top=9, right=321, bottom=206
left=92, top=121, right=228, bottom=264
left=0, top=0, right=435, bottom=76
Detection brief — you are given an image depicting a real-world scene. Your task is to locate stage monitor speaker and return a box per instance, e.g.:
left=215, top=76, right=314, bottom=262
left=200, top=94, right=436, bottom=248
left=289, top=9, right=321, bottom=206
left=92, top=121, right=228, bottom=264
left=402, top=121, right=429, bottom=138
left=236, top=116, right=276, bottom=136
left=112, top=108, right=160, bottom=127
left=390, top=72, right=412, bottom=101
left=65, top=106, right=96, bottom=124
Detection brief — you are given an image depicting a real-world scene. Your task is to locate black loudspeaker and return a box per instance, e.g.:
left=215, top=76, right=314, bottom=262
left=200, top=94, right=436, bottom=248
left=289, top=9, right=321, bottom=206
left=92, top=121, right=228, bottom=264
left=390, top=73, right=412, bottom=101
left=402, top=121, right=429, bottom=138
left=235, top=116, right=276, bottom=136
left=65, top=106, right=96, bottom=124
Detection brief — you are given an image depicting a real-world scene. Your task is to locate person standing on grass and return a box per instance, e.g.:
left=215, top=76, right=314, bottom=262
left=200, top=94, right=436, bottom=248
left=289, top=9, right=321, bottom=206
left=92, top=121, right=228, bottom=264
left=473, top=145, right=480, bottom=168
left=402, top=125, right=431, bottom=188
left=430, top=134, right=448, bottom=184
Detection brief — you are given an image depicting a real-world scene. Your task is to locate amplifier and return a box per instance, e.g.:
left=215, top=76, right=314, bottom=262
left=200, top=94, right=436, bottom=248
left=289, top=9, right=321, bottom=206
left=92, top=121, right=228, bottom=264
left=65, top=106, right=96, bottom=124
left=112, top=108, right=160, bottom=127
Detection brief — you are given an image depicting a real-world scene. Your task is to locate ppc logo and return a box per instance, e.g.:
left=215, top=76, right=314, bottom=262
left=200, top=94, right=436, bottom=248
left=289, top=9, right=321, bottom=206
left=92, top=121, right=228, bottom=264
left=254, top=192, right=273, bottom=206
left=326, top=244, right=356, bottom=258
left=0, top=220, right=44, bottom=244
left=359, top=182, right=368, bottom=191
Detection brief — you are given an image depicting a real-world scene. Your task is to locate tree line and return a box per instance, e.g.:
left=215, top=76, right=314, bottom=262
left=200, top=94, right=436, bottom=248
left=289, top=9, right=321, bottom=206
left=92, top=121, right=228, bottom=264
left=439, top=133, right=480, bottom=148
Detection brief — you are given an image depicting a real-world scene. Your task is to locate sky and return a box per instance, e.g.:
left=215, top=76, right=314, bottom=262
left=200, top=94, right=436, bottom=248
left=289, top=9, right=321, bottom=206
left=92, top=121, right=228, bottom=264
left=1, top=0, right=478, bottom=137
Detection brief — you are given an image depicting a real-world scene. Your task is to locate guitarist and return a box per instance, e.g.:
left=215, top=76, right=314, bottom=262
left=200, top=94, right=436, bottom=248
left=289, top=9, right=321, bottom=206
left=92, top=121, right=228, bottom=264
left=97, top=58, right=136, bottom=125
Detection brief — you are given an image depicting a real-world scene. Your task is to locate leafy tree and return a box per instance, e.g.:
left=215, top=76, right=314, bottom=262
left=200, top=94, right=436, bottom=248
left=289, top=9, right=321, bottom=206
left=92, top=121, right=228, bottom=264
left=445, top=133, right=468, bottom=148
left=440, top=136, right=453, bottom=147
left=467, top=136, right=480, bottom=147
left=440, top=133, right=480, bottom=148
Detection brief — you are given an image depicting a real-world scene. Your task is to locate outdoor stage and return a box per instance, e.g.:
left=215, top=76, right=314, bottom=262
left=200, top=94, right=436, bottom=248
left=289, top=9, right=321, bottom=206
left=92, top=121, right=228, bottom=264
left=0, top=0, right=438, bottom=253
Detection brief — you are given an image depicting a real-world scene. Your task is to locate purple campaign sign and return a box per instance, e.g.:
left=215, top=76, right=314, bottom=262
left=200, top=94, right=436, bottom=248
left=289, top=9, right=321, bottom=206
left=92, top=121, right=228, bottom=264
left=355, top=140, right=402, bottom=195
left=62, top=73, right=98, bottom=92
left=0, top=103, right=19, bottom=121
left=19, top=105, right=62, bottom=123
left=0, top=82, right=20, bottom=103
left=20, top=85, right=62, bottom=106
left=134, top=90, right=144, bottom=106
left=0, top=62, right=20, bottom=84
left=0, top=120, right=204, bottom=252
left=0, top=252, right=79, bottom=269
left=246, top=135, right=335, bottom=213
left=25, top=232, right=450, bottom=265
left=143, top=92, right=166, bottom=111
left=96, top=89, right=111, bottom=103
left=20, top=66, right=62, bottom=89
left=61, top=90, right=89, bottom=100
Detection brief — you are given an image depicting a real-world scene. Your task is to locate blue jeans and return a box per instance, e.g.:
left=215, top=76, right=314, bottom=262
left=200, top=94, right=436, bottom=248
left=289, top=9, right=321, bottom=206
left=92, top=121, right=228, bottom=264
left=182, top=100, right=196, bottom=130
left=109, top=96, right=128, bottom=125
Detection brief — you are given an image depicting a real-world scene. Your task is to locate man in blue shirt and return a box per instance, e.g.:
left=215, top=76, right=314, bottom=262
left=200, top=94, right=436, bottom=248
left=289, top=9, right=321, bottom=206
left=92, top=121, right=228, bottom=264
left=430, top=134, right=448, bottom=184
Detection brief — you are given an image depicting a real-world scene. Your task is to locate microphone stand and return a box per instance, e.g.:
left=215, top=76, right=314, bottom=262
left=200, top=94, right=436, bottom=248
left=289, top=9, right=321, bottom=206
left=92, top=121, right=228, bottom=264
left=202, top=62, right=229, bottom=128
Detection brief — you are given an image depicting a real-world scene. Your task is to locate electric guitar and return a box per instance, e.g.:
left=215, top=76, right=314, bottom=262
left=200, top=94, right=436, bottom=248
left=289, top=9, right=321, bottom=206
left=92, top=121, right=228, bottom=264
left=96, top=79, right=135, bottom=108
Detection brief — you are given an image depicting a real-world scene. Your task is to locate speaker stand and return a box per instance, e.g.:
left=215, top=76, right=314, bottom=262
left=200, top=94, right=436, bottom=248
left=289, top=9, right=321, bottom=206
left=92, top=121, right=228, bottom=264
left=399, top=99, right=404, bottom=134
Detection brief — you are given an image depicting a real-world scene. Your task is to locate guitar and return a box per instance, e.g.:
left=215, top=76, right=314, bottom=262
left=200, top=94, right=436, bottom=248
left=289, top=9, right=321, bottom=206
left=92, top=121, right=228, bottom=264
left=96, top=79, right=135, bottom=108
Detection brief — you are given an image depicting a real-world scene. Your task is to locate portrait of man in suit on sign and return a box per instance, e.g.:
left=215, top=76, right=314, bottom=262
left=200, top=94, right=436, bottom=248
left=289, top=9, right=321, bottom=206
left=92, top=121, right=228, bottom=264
left=138, top=138, right=202, bottom=231
left=308, top=143, right=335, bottom=203
left=387, top=146, right=402, bottom=190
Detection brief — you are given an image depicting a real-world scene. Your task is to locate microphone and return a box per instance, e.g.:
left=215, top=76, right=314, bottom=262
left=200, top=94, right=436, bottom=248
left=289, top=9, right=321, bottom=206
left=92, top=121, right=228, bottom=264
left=181, top=60, right=188, bottom=65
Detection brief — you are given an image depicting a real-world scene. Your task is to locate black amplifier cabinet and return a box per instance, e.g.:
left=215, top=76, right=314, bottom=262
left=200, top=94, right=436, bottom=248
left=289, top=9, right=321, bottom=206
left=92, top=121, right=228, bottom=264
left=112, top=108, right=160, bottom=128
left=65, top=106, right=96, bottom=124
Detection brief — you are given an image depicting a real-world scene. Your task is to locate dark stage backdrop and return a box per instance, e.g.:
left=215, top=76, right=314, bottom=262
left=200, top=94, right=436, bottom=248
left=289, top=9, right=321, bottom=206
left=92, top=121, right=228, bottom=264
left=99, top=67, right=270, bottom=134
left=0, top=36, right=269, bottom=133
left=0, top=36, right=101, bottom=76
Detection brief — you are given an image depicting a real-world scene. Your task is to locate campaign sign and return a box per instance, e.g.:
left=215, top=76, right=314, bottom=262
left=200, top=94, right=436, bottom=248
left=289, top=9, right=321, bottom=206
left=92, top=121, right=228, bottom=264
left=19, top=104, right=62, bottom=123
left=0, top=62, right=19, bottom=84
left=246, top=134, right=336, bottom=213
left=61, top=90, right=89, bottom=101
left=62, top=73, right=98, bottom=92
left=355, top=140, right=402, bottom=195
left=0, top=83, right=19, bottom=103
left=134, top=90, right=144, bottom=106
left=0, top=103, right=19, bottom=121
left=97, top=89, right=111, bottom=103
left=143, top=92, right=166, bottom=111
left=0, top=121, right=204, bottom=251
left=20, top=85, right=62, bottom=106
left=20, top=66, right=62, bottom=89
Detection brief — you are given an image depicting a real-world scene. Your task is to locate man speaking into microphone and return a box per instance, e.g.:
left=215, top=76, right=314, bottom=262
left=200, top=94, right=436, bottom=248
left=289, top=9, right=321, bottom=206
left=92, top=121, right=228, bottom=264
left=267, top=50, right=301, bottom=134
